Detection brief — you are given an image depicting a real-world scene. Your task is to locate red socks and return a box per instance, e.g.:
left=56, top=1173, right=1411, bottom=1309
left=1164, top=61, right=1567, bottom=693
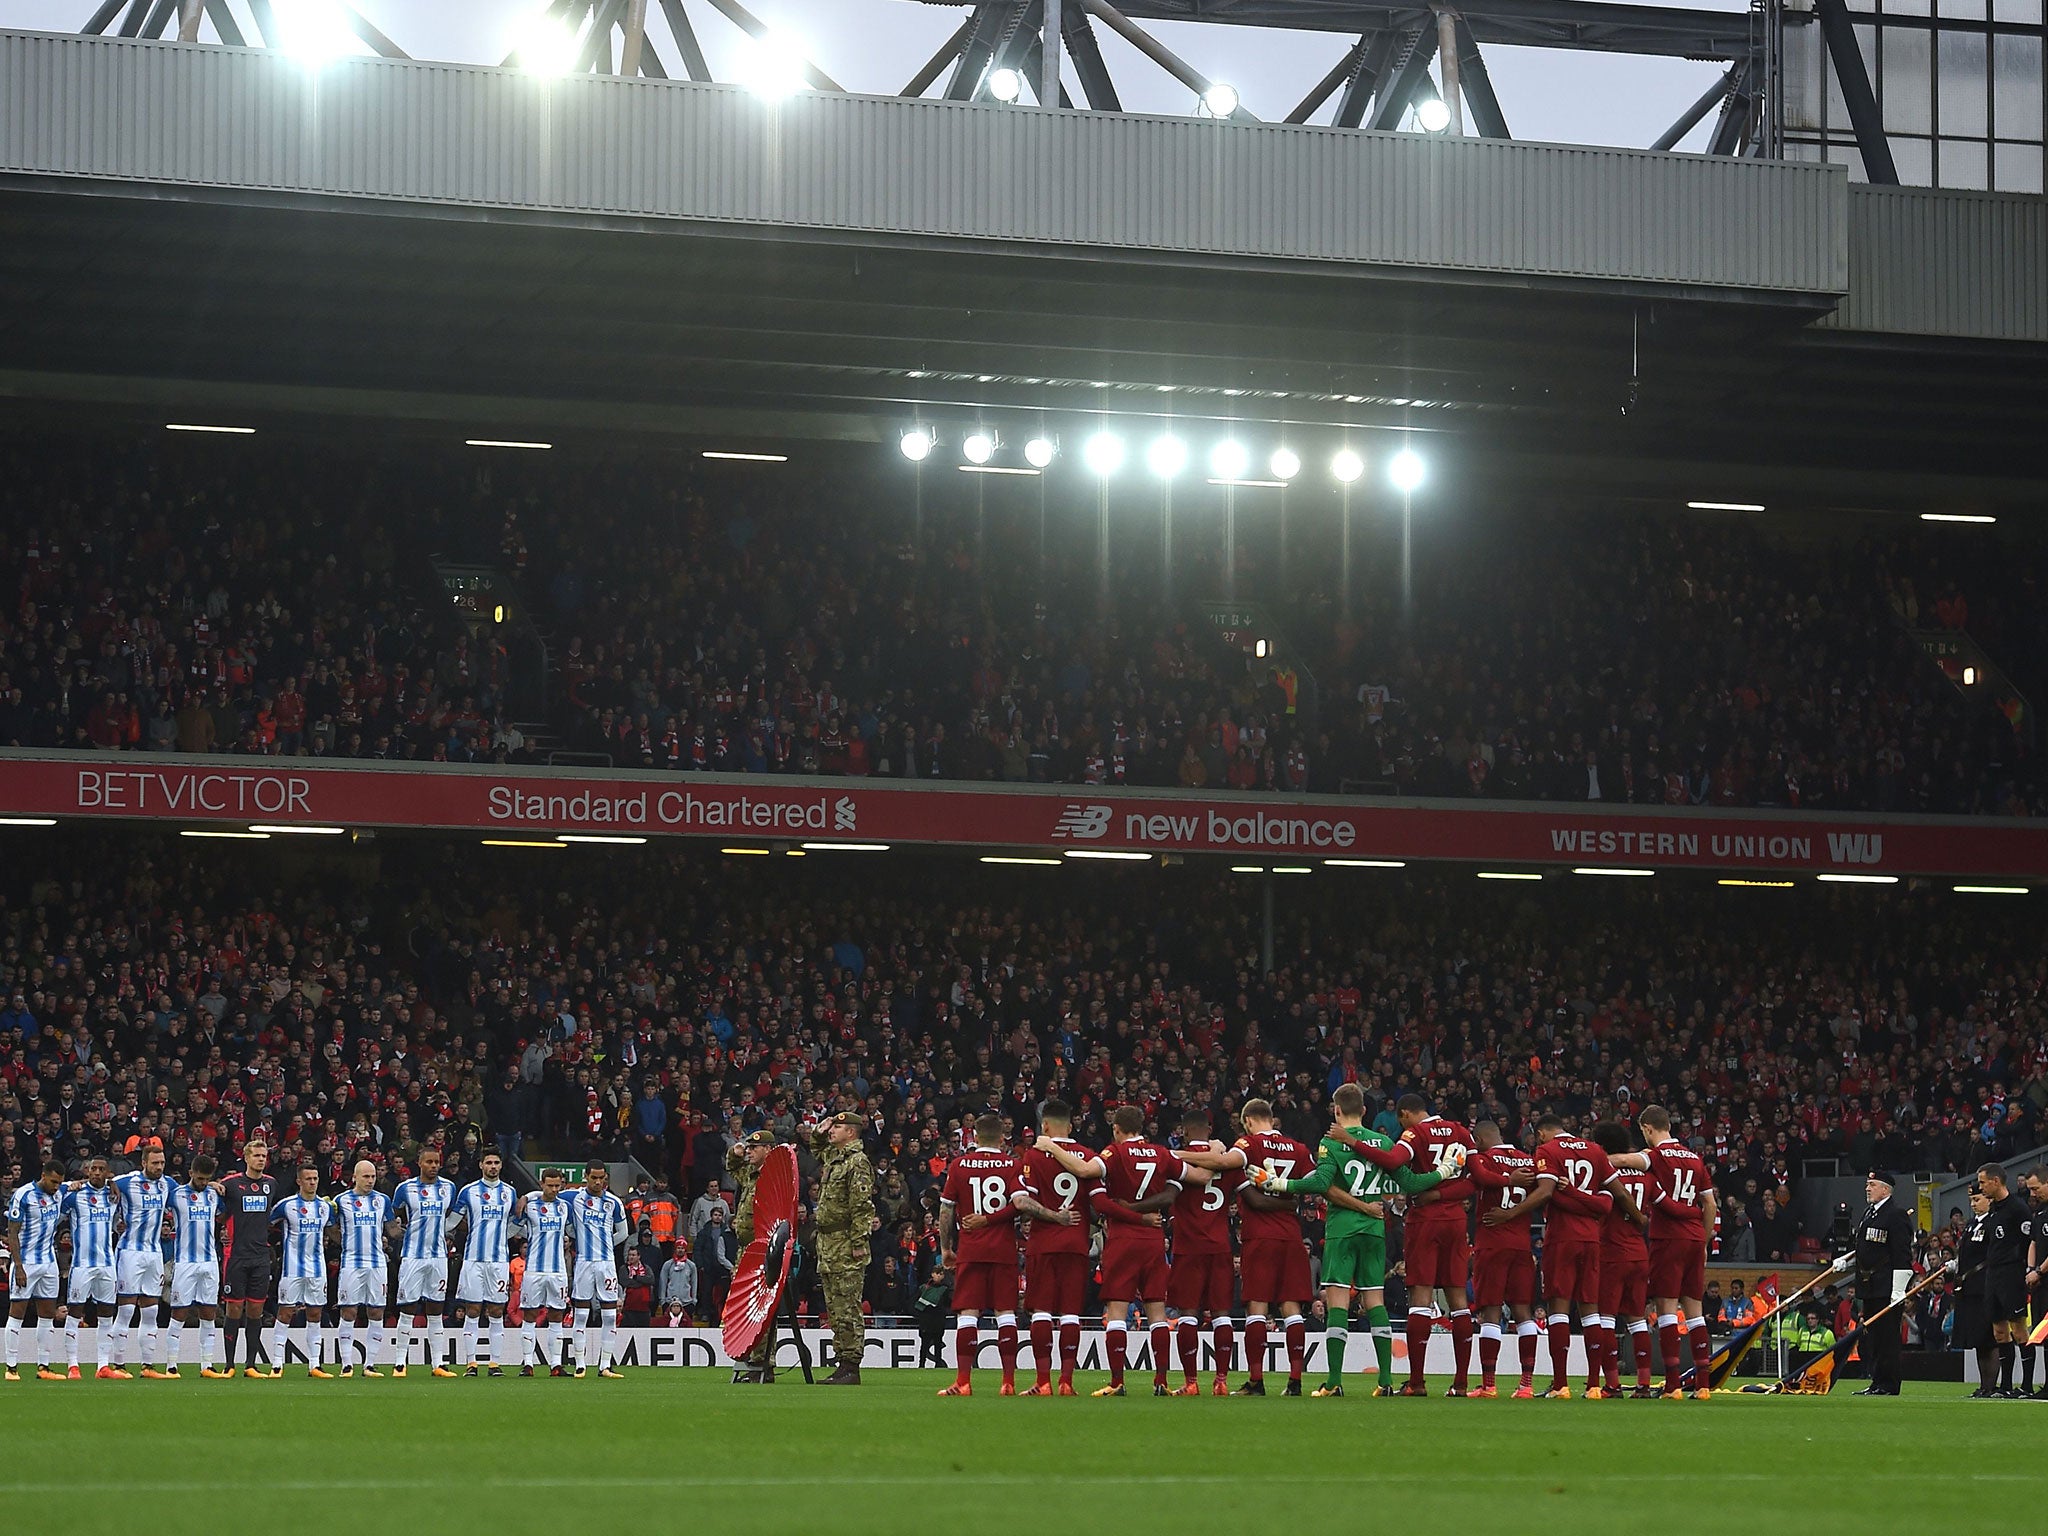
left=1406, top=1310, right=1433, bottom=1387
left=1106, top=1324, right=1127, bottom=1388
left=1479, top=1327, right=1501, bottom=1387
left=1244, top=1317, right=1269, bottom=1383
left=1547, top=1316, right=1572, bottom=1390
left=1176, top=1320, right=1201, bottom=1384
left=997, top=1320, right=1019, bottom=1388
left=1659, top=1319, right=1685, bottom=1393
left=1688, top=1319, right=1711, bottom=1385
left=1518, top=1323, right=1539, bottom=1384
left=953, top=1322, right=977, bottom=1388
left=1283, top=1316, right=1305, bottom=1383
left=1150, top=1323, right=1173, bottom=1387
left=1212, top=1319, right=1235, bottom=1380
left=1030, top=1317, right=1054, bottom=1389
left=1450, top=1310, right=1474, bottom=1391
left=1058, top=1320, right=1081, bottom=1386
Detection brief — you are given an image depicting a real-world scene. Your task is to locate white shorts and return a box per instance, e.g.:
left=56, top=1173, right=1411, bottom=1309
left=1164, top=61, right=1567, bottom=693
left=456, top=1260, right=511, bottom=1305
left=397, top=1257, right=448, bottom=1305
left=169, top=1264, right=221, bottom=1309
left=518, top=1270, right=568, bottom=1311
left=278, top=1275, right=328, bottom=1310
left=16, top=1262, right=60, bottom=1301
left=572, top=1262, right=623, bottom=1306
left=116, top=1250, right=165, bottom=1298
left=337, top=1267, right=388, bottom=1308
left=68, top=1264, right=116, bottom=1306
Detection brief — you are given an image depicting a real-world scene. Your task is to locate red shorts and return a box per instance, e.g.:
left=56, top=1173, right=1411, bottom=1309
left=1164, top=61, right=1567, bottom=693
left=1167, top=1251, right=1233, bottom=1316
left=1099, top=1240, right=1169, bottom=1304
left=1024, top=1249, right=1090, bottom=1317
left=1542, top=1237, right=1602, bottom=1306
left=1599, top=1252, right=1649, bottom=1319
left=1405, top=1218, right=1472, bottom=1297
left=1239, top=1237, right=1313, bottom=1306
left=952, top=1259, right=1019, bottom=1315
left=1647, top=1236, right=1707, bottom=1301
left=1473, top=1246, right=1536, bottom=1310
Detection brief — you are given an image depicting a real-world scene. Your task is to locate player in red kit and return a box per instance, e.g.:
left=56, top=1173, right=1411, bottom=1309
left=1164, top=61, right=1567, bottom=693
left=1621, top=1104, right=1719, bottom=1399
left=1467, top=1121, right=1541, bottom=1398
left=1166, top=1112, right=1236, bottom=1396
left=1037, top=1105, right=1206, bottom=1396
left=1333, top=1093, right=1478, bottom=1395
left=1180, top=1098, right=1314, bottom=1395
left=1521, top=1114, right=1625, bottom=1398
left=1591, top=1122, right=1655, bottom=1397
left=1019, top=1099, right=1098, bottom=1395
left=937, top=1114, right=1080, bottom=1397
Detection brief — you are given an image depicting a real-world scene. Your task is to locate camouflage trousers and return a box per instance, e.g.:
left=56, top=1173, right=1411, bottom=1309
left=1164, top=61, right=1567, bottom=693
left=818, top=1237, right=868, bottom=1369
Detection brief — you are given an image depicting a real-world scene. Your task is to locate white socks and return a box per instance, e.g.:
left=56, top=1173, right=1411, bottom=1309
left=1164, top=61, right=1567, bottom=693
left=4, top=1316, right=19, bottom=1368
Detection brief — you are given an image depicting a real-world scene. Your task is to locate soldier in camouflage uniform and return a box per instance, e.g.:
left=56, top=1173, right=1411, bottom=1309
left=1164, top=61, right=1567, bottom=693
left=725, top=1129, right=779, bottom=1382
left=808, top=1111, right=877, bottom=1385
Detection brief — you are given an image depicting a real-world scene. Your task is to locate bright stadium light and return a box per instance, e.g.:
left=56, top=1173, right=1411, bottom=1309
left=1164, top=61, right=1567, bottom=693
left=987, top=67, right=1024, bottom=102
left=899, top=427, right=936, bottom=463
left=738, top=31, right=812, bottom=100
left=511, top=10, right=580, bottom=76
left=275, top=0, right=358, bottom=65
left=1416, top=96, right=1452, bottom=133
left=1146, top=434, right=1189, bottom=480
left=1389, top=447, right=1426, bottom=492
left=1083, top=431, right=1126, bottom=476
left=962, top=430, right=996, bottom=465
left=1024, top=436, right=1057, bottom=468
left=1209, top=440, right=1250, bottom=480
left=1330, top=448, right=1364, bottom=484
left=1270, top=447, right=1301, bottom=482
left=1201, top=82, right=1240, bottom=117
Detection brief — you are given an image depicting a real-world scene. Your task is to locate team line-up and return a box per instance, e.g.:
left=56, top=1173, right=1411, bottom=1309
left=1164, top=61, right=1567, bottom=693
left=4, top=1139, right=629, bottom=1381
left=928, top=1089, right=1717, bottom=1398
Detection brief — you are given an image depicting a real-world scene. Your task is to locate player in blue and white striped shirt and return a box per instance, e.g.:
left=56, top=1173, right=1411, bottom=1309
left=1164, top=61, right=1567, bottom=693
left=388, top=1145, right=459, bottom=1377
left=516, top=1169, right=574, bottom=1376
left=111, top=1145, right=174, bottom=1376
left=267, top=1166, right=336, bottom=1379
left=333, top=1161, right=392, bottom=1377
left=453, top=1151, right=519, bottom=1374
left=567, top=1165, right=631, bottom=1378
left=165, top=1155, right=229, bottom=1378
left=5, top=1161, right=67, bottom=1380
left=61, top=1155, right=121, bottom=1376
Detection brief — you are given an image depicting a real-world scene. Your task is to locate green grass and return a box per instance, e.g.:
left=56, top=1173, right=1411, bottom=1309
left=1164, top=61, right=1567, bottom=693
left=3, top=1370, right=2041, bottom=1534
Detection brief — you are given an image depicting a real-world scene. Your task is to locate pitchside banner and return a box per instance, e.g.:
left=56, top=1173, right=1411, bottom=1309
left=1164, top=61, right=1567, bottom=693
left=2, top=749, right=2042, bottom=875
left=77, top=1326, right=1584, bottom=1375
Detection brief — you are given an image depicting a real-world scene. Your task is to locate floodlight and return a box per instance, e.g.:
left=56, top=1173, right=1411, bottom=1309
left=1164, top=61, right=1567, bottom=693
left=962, top=431, right=996, bottom=465
left=1416, top=97, right=1452, bottom=133
left=1209, top=440, right=1250, bottom=480
left=1024, top=436, right=1057, bottom=468
left=1083, top=431, right=1126, bottom=476
left=1389, top=447, right=1426, bottom=492
left=988, top=68, right=1023, bottom=103
left=1201, top=82, right=1240, bottom=118
left=276, top=0, right=356, bottom=65
left=1146, top=434, right=1189, bottom=480
left=899, top=427, right=936, bottom=463
left=1330, top=448, right=1364, bottom=484
left=1269, top=447, right=1300, bottom=482
left=739, top=32, right=811, bottom=99
left=511, top=11, right=579, bottom=76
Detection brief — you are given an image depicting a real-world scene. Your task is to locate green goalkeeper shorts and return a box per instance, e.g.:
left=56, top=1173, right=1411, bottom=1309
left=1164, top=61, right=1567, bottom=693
left=1320, top=1230, right=1386, bottom=1293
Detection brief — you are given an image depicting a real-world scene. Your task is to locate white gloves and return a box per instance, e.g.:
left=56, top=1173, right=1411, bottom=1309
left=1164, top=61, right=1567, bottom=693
left=1830, top=1253, right=1855, bottom=1274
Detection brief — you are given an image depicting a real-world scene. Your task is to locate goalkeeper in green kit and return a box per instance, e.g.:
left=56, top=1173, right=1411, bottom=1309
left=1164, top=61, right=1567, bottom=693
left=1248, top=1083, right=1447, bottom=1396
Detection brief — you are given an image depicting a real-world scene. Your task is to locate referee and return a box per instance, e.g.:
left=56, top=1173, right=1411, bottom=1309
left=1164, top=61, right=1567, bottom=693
left=1972, top=1164, right=2030, bottom=1398
left=1851, top=1169, right=1914, bottom=1397
left=2024, top=1168, right=2048, bottom=1399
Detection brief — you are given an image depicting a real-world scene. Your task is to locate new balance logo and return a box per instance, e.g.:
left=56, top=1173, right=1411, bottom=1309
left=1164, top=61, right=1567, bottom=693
left=1825, top=832, right=1884, bottom=865
left=1051, top=804, right=1112, bottom=840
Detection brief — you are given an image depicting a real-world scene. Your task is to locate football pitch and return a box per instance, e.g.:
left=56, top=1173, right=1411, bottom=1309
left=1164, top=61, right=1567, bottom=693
left=5, top=1372, right=2041, bottom=1535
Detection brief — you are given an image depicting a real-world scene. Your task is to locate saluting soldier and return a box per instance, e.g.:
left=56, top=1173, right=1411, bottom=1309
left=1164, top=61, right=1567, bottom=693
left=725, top=1129, right=779, bottom=1383
left=808, top=1111, right=877, bottom=1386
left=1851, top=1168, right=1916, bottom=1397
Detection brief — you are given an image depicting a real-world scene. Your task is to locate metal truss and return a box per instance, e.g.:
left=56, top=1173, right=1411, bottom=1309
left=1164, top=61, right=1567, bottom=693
left=74, top=0, right=2043, bottom=176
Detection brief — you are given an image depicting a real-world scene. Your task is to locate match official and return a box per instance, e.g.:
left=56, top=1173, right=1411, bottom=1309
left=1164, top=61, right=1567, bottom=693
left=1851, top=1169, right=1913, bottom=1397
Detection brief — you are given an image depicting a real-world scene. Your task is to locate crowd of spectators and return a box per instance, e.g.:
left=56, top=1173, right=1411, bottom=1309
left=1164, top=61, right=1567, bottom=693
left=3, top=435, right=2035, bottom=817
left=3, top=827, right=2042, bottom=1323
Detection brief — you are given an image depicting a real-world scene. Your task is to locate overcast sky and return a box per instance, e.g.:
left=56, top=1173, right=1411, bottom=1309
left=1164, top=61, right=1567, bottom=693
left=1, top=0, right=1734, bottom=151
